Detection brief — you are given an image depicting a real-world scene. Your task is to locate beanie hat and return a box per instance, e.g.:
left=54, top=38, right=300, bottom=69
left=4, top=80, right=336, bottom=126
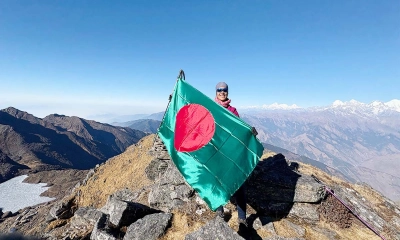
left=216, top=82, right=228, bottom=91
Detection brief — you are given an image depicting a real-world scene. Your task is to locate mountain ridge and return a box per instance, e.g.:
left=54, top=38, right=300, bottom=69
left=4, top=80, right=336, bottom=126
left=0, top=107, right=147, bottom=183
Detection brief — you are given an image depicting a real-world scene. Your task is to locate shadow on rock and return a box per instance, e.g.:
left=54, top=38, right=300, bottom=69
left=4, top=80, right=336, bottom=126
left=247, top=153, right=300, bottom=219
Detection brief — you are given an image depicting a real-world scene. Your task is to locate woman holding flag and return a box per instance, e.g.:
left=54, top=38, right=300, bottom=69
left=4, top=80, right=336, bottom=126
left=214, top=82, right=248, bottom=229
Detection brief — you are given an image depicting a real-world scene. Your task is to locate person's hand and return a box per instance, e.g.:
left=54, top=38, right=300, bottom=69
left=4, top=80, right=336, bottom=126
left=251, top=127, right=258, bottom=136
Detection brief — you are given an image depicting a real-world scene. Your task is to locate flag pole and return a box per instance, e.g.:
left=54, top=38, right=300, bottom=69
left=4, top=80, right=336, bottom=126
left=157, top=69, right=184, bottom=135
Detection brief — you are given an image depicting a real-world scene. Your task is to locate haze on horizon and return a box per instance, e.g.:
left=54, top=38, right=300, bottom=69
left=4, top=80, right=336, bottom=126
left=1, top=1, right=399, bottom=119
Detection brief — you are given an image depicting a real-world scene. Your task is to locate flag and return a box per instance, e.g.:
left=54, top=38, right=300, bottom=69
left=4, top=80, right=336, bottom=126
left=157, top=77, right=264, bottom=210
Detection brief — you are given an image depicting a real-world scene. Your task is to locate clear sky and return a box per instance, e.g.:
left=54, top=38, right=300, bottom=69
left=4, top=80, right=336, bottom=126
left=0, top=0, right=399, bottom=119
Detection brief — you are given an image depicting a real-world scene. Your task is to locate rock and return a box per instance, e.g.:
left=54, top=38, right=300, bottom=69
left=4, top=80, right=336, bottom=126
left=333, top=187, right=385, bottom=232
left=145, top=158, right=169, bottom=181
left=247, top=155, right=326, bottom=215
left=102, top=196, right=159, bottom=227
left=185, top=217, right=244, bottom=240
left=280, top=219, right=306, bottom=237
left=252, top=216, right=275, bottom=234
left=90, top=214, right=117, bottom=240
left=71, top=207, right=103, bottom=228
left=311, top=226, right=338, bottom=239
left=148, top=183, right=193, bottom=211
left=288, top=203, right=319, bottom=223
left=123, top=213, right=172, bottom=240
left=0, top=209, right=3, bottom=217
left=2, top=211, right=13, bottom=219
left=49, top=194, right=76, bottom=219
left=82, top=169, right=95, bottom=185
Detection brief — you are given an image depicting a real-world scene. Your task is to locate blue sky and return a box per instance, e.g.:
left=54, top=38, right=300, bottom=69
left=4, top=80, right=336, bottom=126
left=0, top=0, right=399, bottom=119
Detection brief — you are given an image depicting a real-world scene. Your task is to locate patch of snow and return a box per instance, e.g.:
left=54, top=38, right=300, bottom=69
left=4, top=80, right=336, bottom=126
left=0, top=175, right=55, bottom=213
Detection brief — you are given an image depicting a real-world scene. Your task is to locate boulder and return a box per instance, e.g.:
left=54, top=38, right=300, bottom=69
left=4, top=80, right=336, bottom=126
left=123, top=213, right=172, bottom=240
left=288, top=203, right=319, bottom=223
left=49, top=194, right=76, bottom=219
left=90, top=214, right=117, bottom=240
left=247, top=154, right=326, bottom=214
left=148, top=165, right=194, bottom=211
left=252, top=216, right=275, bottom=234
left=71, top=207, right=103, bottom=228
left=185, top=217, right=244, bottom=240
left=102, top=196, right=159, bottom=227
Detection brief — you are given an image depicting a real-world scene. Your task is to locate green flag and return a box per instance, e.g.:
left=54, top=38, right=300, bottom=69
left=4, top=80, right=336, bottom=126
left=158, top=77, right=264, bottom=211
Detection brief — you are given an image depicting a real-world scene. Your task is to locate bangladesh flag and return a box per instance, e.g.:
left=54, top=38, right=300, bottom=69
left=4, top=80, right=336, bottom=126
left=157, top=77, right=264, bottom=211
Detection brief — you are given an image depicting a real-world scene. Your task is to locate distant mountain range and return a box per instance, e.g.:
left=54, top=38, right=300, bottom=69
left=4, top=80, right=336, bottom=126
left=0, top=107, right=147, bottom=183
left=241, top=99, right=400, bottom=201
left=112, top=119, right=162, bottom=133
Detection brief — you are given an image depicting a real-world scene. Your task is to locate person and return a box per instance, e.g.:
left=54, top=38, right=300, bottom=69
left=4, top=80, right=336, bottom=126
left=214, top=81, right=248, bottom=228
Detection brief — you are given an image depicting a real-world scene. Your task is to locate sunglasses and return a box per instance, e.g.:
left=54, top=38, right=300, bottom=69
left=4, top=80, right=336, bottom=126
left=216, top=88, right=228, bottom=93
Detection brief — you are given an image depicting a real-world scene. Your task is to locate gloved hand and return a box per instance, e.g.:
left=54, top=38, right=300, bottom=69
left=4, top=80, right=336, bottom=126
left=251, top=127, right=258, bottom=136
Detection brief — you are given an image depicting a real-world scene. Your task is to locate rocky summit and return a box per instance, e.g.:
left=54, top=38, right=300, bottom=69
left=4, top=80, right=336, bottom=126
left=0, top=134, right=399, bottom=239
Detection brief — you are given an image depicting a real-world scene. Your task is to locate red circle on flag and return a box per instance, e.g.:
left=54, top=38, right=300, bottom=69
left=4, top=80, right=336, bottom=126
left=174, top=104, right=215, bottom=152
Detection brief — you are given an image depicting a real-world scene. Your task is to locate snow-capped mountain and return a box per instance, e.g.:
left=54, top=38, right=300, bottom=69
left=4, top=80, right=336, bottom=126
left=241, top=99, right=400, bottom=202
left=242, top=99, right=400, bottom=113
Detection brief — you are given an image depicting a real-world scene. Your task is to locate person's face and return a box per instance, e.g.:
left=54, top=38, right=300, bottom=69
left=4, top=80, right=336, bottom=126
left=216, top=87, right=228, bottom=101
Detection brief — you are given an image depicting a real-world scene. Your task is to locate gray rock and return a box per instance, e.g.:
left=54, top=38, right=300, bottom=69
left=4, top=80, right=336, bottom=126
left=49, top=195, right=75, bottom=219
left=158, top=166, right=188, bottom=186
left=71, top=207, right=103, bottom=228
left=90, top=214, right=117, bottom=240
left=1, top=211, right=13, bottom=219
left=145, top=158, right=169, bottom=181
left=123, top=213, right=172, bottom=240
left=288, top=203, right=319, bottom=223
left=155, top=151, right=171, bottom=160
left=247, top=155, right=325, bottom=215
left=185, top=217, right=244, bottom=240
left=103, top=196, right=159, bottom=227
left=253, top=216, right=275, bottom=234
left=148, top=183, right=193, bottom=211
left=82, top=169, right=95, bottom=186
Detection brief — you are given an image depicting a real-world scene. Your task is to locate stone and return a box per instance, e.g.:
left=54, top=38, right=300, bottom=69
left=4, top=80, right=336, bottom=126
left=288, top=203, right=320, bottom=223
left=90, top=213, right=117, bottom=240
left=1, top=211, right=13, bottom=219
left=247, top=155, right=326, bottom=215
left=148, top=184, right=193, bottom=211
left=71, top=207, right=103, bottom=228
left=185, top=217, right=244, bottom=240
left=145, top=158, right=169, bottom=181
left=333, top=187, right=385, bottom=232
left=123, top=213, right=172, bottom=240
left=82, top=169, right=95, bottom=185
left=49, top=195, right=75, bottom=219
left=281, top=219, right=305, bottom=237
left=311, top=226, right=337, bottom=240
left=102, top=196, right=159, bottom=227
left=252, top=216, right=275, bottom=234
